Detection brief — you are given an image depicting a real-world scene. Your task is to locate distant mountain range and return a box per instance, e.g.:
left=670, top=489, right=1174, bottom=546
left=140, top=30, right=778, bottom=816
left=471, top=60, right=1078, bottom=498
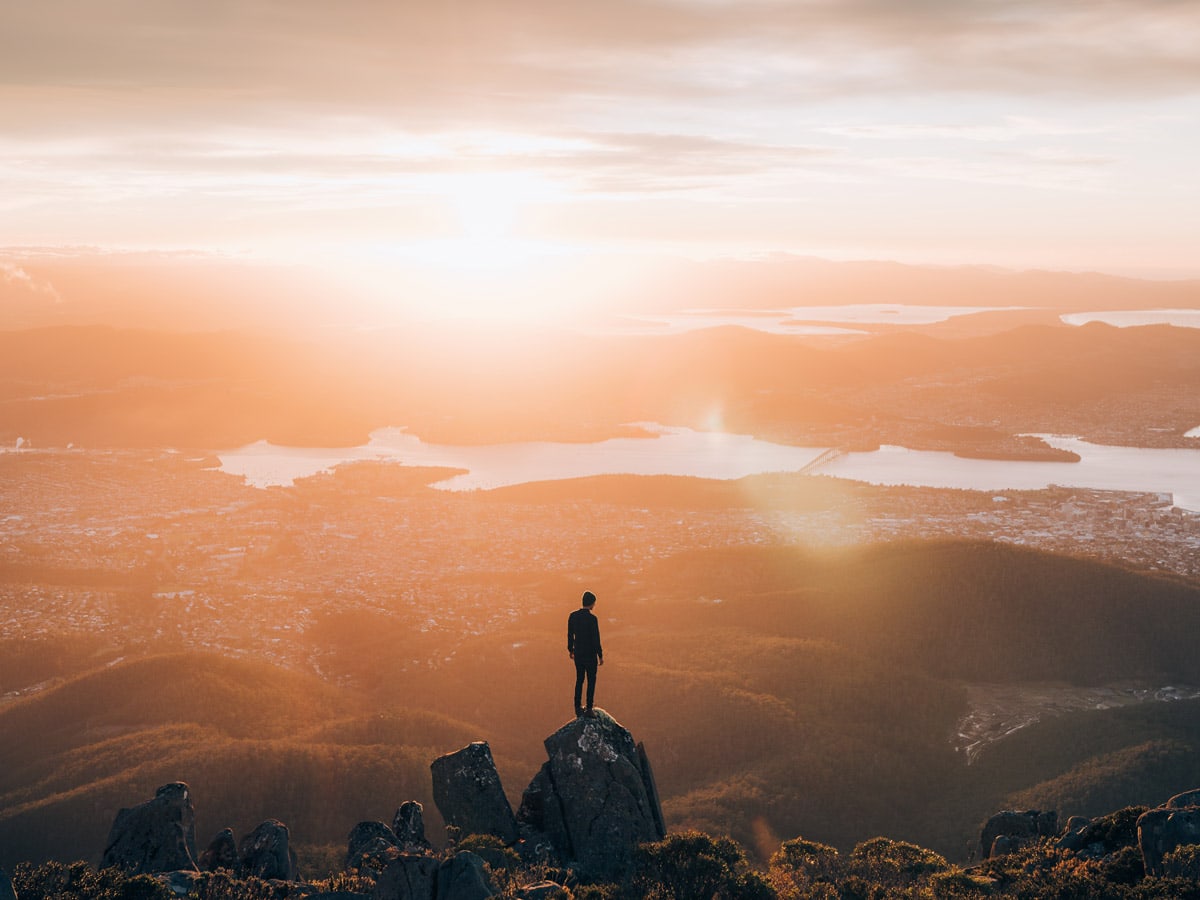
left=1, top=311, right=1198, bottom=451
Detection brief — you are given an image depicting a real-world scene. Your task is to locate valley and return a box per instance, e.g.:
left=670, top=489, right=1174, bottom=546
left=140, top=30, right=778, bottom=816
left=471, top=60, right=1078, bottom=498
left=3, top=301, right=1200, bottom=871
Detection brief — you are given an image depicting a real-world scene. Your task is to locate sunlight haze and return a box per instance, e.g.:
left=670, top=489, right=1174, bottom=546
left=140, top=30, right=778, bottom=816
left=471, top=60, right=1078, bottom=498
left=2, top=0, right=1199, bottom=324
left=8, top=3, right=1200, bottom=885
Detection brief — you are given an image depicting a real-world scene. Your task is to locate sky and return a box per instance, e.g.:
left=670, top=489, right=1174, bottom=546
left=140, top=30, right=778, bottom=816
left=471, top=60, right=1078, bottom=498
left=2, top=0, right=1199, bottom=321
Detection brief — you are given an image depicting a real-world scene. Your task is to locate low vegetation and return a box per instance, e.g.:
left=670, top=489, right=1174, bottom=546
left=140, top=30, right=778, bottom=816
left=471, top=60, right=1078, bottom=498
left=15, top=820, right=1200, bottom=900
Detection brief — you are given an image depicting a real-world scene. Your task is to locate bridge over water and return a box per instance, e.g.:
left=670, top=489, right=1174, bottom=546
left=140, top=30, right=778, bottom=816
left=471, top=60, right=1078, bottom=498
left=797, top=447, right=846, bottom=475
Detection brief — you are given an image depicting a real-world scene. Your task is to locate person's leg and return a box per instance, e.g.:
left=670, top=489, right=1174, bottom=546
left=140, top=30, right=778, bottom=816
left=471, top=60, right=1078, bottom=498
left=574, top=661, right=587, bottom=715
left=585, top=659, right=598, bottom=711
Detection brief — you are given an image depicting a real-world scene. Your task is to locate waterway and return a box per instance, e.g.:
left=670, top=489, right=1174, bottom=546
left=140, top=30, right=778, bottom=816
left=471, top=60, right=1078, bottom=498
left=1060, top=309, right=1200, bottom=329
left=610, top=303, right=1022, bottom=335
left=217, top=426, right=1200, bottom=511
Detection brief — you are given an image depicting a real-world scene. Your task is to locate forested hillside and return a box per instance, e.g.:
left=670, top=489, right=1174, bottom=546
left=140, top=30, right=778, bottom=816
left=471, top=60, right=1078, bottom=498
left=3, top=540, right=1199, bottom=870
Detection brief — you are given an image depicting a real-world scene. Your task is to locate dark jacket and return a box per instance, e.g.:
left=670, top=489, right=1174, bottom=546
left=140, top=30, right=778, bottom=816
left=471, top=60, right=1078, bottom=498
left=567, top=608, right=603, bottom=662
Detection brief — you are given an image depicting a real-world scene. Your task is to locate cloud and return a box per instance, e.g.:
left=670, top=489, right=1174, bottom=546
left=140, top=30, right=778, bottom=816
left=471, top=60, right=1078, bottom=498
left=0, top=0, right=1195, bottom=268
left=1, top=262, right=63, bottom=303
left=2, top=0, right=1198, bottom=140
left=819, top=117, right=1111, bottom=143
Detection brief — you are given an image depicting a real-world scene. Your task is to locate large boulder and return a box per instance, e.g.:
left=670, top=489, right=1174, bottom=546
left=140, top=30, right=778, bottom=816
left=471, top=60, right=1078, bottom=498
left=1139, top=799, right=1200, bottom=876
left=431, top=742, right=518, bottom=845
left=101, top=782, right=199, bottom=873
left=435, top=852, right=495, bottom=900
left=198, top=828, right=238, bottom=872
left=1, top=867, right=16, bottom=900
left=372, top=854, right=438, bottom=900
left=516, top=709, right=665, bottom=882
left=394, top=801, right=433, bottom=853
left=238, top=819, right=297, bottom=881
left=980, top=809, right=1057, bottom=859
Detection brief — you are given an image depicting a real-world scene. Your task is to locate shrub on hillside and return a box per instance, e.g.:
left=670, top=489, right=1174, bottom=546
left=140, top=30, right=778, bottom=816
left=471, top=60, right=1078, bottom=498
left=1162, top=843, right=1200, bottom=880
left=632, top=831, right=772, bottom=900
left=847, top=837, right=950, bottom=886
left=767, top=836, right=841, bottom=898
left=13, top=861, right=171, bottom=900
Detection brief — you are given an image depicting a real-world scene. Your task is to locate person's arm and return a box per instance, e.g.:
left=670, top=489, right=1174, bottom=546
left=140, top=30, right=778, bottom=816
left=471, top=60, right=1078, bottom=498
left=567, top=614, right=575, bottom=658
left=595, top=617, right=603, bottom=664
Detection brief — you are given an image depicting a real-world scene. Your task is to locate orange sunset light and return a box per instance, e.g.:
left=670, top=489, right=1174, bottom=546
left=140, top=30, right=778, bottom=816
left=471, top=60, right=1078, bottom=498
left=8, top=2, right=1200, bottom=883
left=1, top=0, right=1199, bottom=326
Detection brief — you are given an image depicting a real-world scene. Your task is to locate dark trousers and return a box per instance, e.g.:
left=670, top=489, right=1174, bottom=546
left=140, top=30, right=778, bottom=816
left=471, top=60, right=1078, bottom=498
left=574, top=657, right=598, bottom=712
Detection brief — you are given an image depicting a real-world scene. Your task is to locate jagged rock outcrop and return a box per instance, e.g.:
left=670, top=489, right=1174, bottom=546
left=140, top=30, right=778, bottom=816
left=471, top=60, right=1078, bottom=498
left=980, top=809, right=1057, bottom=859
left=1, top=867, right=16, bottom=900
left=368, top=849, right=498, bottom=900
left=198, top=828, right=238, bottom=872
left=1139, top=789, right=1200, bottom=876
left=101, top=782, right=199, bottom=873
left=372, top=854, right=438, bottom=900
left=348, top=821, right=400, bottom=870
left=516, top=709, right=665, bottom=882
left=238, top=819, right=297, bottom=881
left=394, top=801, right=433, bottom=853
left=431, top=742, right=518, bottom=845
left=435, top=852, right=495, bottom=900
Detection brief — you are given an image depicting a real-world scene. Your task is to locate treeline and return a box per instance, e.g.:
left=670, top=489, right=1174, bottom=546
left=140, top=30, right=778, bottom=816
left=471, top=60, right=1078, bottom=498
left=975, top=699, right=1200, bottom=818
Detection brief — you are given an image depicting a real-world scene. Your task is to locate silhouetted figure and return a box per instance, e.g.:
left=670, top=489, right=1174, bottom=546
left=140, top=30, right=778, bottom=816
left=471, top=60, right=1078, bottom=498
left=568, top=590, right=603, bottom=716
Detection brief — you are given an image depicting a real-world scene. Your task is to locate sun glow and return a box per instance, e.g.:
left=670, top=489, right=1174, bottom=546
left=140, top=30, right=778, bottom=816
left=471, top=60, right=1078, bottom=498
left=337, top=170, right=589, bottom=321
left=446, top=172, right=527, bottom=241
left=325, top=168, right=595, bottom=323
left=404, top=170, right=555, bottom=272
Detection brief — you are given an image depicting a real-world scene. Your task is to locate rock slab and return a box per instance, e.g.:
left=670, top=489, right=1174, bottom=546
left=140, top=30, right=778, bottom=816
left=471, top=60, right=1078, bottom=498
left=435, top=852, right=495, bottom=900
left=101, top=782, right=199, bottom=874
left=394, top=801, right=433, bottom=853
left=372, top=854, right=438, bottom=900
left=238, top=819, right=297, bottom=881
left=517, top=709, right=665, bottom=882
left=1139, top=790, right=1200, bottom=876
left=431, top=742, right=518, bottom=845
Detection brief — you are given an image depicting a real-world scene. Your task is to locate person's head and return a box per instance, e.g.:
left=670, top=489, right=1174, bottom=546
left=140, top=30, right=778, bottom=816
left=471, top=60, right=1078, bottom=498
left=581, top=590, right=596, bottom=608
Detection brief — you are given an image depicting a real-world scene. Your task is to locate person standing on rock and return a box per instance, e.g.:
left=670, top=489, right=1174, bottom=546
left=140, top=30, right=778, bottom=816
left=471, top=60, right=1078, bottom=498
left=568, top=590, right=604, bottom=717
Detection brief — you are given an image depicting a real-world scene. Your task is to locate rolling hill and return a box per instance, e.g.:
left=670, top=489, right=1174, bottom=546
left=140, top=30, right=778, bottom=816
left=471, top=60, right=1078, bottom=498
left=3, top=541, right=1200, bottom=868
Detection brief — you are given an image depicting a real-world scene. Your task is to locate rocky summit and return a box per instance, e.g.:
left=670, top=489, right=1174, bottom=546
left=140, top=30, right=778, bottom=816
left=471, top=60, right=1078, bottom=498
left=517, top=709, right=665, bottom=882
left=101, top=782, right=199, bottom=874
